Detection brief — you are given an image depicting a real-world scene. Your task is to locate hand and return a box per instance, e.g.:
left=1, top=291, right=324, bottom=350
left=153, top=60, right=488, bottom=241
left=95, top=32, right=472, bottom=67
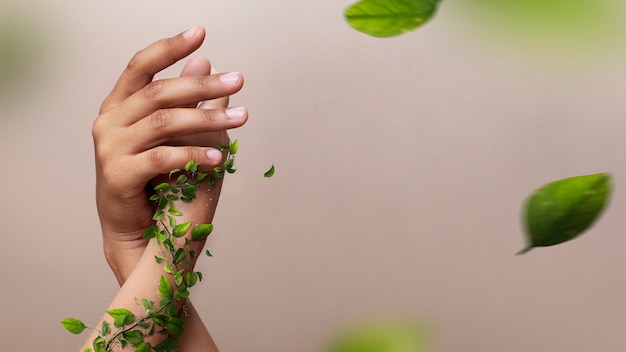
left=92, top=26, right=247, bottom=283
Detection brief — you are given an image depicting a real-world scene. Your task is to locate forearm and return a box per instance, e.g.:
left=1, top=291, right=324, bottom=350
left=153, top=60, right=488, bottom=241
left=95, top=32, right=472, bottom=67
left=84, top=182, right=223, bottom=351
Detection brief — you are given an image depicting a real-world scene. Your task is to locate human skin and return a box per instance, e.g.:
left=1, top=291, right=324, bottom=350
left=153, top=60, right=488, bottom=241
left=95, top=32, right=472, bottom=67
left=83, top=26, right=246, bottom=351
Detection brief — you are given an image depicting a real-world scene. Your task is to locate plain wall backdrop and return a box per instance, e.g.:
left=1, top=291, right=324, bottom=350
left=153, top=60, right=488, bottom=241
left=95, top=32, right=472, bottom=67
left=2, top=1, right=626, bottom=351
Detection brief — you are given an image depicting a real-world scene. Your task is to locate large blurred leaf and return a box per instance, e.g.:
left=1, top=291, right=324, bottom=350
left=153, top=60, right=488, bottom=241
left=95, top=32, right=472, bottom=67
left=519, top=173, right=612, bottom=254
left=328, top=321, right=430, bottom=352
left=344, top=0, right=441, bottom=38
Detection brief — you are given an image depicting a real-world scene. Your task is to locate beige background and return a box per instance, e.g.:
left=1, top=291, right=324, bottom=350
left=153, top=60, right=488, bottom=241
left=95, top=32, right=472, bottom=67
left=3, top=0, right=626, bottom=351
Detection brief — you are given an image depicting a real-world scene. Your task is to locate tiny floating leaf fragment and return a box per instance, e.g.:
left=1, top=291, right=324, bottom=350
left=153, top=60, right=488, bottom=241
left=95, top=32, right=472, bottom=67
left=264, top=164, right=275, bottom=178
left=344, top=0, right=441, bottom=38
left=519, top=173, right=612, bottom=254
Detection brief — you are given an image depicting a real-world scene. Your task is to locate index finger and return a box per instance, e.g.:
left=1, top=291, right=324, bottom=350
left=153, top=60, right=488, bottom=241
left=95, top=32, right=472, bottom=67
left=100, top=26, right=206, bottom=113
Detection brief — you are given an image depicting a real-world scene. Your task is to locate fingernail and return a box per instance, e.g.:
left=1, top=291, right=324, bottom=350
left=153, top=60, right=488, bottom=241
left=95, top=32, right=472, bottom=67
left=206, top=149, right=222, bottom=161
left=219, top=72, right=241, bottom=85
left=225, top=107, right=246, bottom=119
left=182, top=26, right=201, bottom=39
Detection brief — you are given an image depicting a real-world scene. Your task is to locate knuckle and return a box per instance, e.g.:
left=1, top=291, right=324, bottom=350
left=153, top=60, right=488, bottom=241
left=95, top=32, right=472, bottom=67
left=194, top=75, right=212, bottom=91
left=199, top=109, right=217, bottom=126
left=148, top=147, right=169, bottom=166
left=149, top=109, right=172, bottom=130
left=143, top=79, right=165, bottom=100
left=126, top=50, right=145, bottom=73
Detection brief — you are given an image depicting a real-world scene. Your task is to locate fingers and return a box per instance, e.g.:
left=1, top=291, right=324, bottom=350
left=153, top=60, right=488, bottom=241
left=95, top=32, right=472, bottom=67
left=179, top=57, right=229, bottom=109
left=101, top=26, right=206, bottom=113
left=135, top=145, right=225, bottom=182
left=131, top=106, right=247, bottom=148
left=113, top=71, right=243, bottom=126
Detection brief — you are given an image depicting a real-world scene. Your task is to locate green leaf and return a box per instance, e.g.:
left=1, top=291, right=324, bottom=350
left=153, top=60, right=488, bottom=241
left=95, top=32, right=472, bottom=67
left=197, top=271, right=203, bottom=281
left=173, top=222, right=191, bottom=238
left=174, top=269, right=184, bottom=286
left=186, top=272, right=198, bottom=287
left=108, top=308, right=135, bottom=328
left=328, top=321, right=430, bottom=352
left=519, top=173, right=612, bottom=254
left=153, top=337, right=179, bottom=352
left=154, top=183, right=170, bottom=192
left=196, top=172, right=208, bottom=182
left=184, top=160, right=199, bottom=173
left=135, top=342, right=151, bottom=352
left=191, top=223, right=213, bottom=241
left=82, top=348, right=92, bottom=352
left=168, top=168, right=181, bottom=178
left=344, top=0, right=440, bottom=38
left=205, top=249, right=213, bottom=257
left=176, top=174, right=188, bottom=185
left=156, top=230, right=167, bottom=245
left=122, top=330, right=144, bottom=344
left=163, top=263, right=174, bottom=274
left=137, top=320, right=150, bottom=329
left=159, top=276, right=173, bottom=302
left=61, top=318, right=87, bottom=334
left=173, top=248, right=187, bottom=264
left=149, top=194, right=160, bottom=201
left=229, top=139, right=239, bottom=155
left=264, top=164, right=275, bottom=178
left=141, top=298, right=155, bottom=313
left=150, top=314, right=167, bottom=326
left=153, top=210, right=165, bottom=221
left=100, top=320, right=110, bottom=336
left=93, top=336, right=106, bottom=352
left=166, top=317, right=185, bottom=337
left=143, top=225, right=159, bottom=239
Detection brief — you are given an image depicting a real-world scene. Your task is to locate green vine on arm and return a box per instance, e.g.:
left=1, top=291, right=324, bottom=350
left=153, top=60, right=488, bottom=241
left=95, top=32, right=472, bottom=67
left=62, top=140, right=273, bottom=352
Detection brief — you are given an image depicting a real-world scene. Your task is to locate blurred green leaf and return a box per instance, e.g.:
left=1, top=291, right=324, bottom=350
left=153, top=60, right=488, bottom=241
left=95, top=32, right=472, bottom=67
left=519, top=173, right=612, bottom=254
left=344, top=0, right=440, bottom=38
left=328, top=321, right=430, bottom=352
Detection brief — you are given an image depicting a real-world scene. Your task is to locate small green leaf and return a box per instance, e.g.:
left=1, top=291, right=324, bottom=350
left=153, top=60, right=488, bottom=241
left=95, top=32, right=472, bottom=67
left=93, top=336, right=106, bottom=352
left=176, top=174, right=188, bottom=185
left=174, top=270, right=184, bottom=286
left=150, top=314, right=167, bottom=326
left=205, top=249, right=213, bottom=257
left=163, top=263, right=174, bottom=274
left=143, top=226, right=159, bottom=239
left=264, top=164, right=275, bottom=178
left=137, top=320, right=150, bottom=329
left=229, top=139, right=239, bottom=155
left=519, top=173, right=612, bottom=254
left=149, top=194, right=160, bottom=201
left=135, top=342, right=151, bottom=352
left=122, top=330, right=144, bottom=344
left=196, top=173, right=208, bottom=181
left=191, top=224, right=213, bottom=241
left=108, top=308, right=135, bottom=327
left=153, top=210, right=165, bottom=221
left=168, top=168, right=181, bottom=178
left=61, top=318, right=87, bottom=334
left=197, top=271, right=203, bottom=281
left=173, top=222, right=191, bottom=238
left=141, top=298, right=155, bottom=313
left=100, top=320, right=110, bottom=336
left=344, top=0, right=440, bottom=38
left=166, top=317, right=185, bottom=337
left=153, top=337, right=179, bottom=352
left=184, top=160, right=199, bottom=173
left=156, top=230, right=167, bottom=245
left=173, top=248, right=187, bottom=264
left=186, top=272, right=198, bottom=287
left=154, top=183, right=170, bottom=192
left=159, top=276, right=173, bottom=302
